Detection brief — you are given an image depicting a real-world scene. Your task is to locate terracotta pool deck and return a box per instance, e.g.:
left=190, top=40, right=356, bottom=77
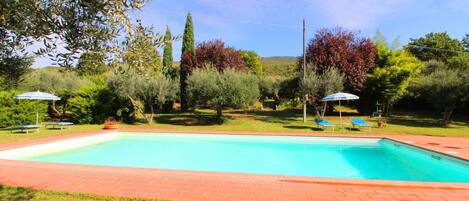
left=1, top=129, right=469, bottom=201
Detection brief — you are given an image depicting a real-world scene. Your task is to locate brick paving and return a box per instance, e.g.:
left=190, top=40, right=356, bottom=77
left=1, top=129, right=469, bottom=201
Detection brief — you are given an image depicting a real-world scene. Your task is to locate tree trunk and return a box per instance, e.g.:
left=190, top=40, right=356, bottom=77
left=147, top=104, right=154, bottom=125
left=442, top=105, right=455, bottom=127
left=216, top=106, right=223, bottom=119
left=321, top=102, right=327, bottom=119
left=273, top=94, right=280, bottom=111
left=61, top=103, right=68, bottom=121
left=51, top=100, right=60, bottom=116
left=127, top=96, right=147, bottom=123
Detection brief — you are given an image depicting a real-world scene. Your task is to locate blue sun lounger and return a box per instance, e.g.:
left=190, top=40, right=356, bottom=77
left=314, top=119, right=335, bottom=132
left=8, top=125, right=40, bottom=134
left=45, top=122, right=73, bottom=130
left=351, top=118, right=371, bottom=132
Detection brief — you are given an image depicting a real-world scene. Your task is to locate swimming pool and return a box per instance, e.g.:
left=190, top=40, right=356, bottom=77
left=1, top=132, right=468, bottom=183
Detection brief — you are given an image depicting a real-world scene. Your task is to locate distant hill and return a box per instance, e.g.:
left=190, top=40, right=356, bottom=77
left=261, top=56, right=298, bottom=77
left=261, top=56, right=297, bottom=62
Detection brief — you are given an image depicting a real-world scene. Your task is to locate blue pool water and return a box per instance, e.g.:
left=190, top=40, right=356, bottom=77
left=20, top=133, right=469, bottom=182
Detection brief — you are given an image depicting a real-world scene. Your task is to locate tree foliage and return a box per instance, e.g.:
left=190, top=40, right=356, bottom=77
left=300, top=65, right=344, bottom=99
left=122, top=20, right=164, bottom=75
left=19, top=68, right=89, bottom=93
left=405, top=32, right=464, bottom=62
left=76, top=52, right=108, bottom=76
left=411, top=61, right=469, bottom=126
left=300, top=65, right=345, bottom=116
left=0, top=28, right=33, bottom=89
left=259, top=77, right=283, bottom=110
left=195, top=40, right=246, bottom=72
left=187, top=67, right=259, bottom=119
left=180, top=12, right=195, bottom=111
left=19, top=67, right=92, bottom=117
left=162, top=26, right=176, bottom=78
left=240, top=50, right=263, bottom=77
left=108, top=64, right=178, bottom=124
left=1, top=0, right=147, bottom=67
left=0, top=91, right=47, bottom=127
left=360, top=33, right=423, bottom=114
left=68, top=85, right=126, bottom=124
left=303, top=27, right=376, bottom=91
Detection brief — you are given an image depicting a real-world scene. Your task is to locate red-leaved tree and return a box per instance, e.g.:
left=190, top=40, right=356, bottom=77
left=195, top=39, right=245, bottom=72
left=303, top=28, right=376, bottom=91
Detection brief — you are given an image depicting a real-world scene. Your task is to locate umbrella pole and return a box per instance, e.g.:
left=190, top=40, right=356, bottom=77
left=35, top=100, right=39, bottom=125
left=339, top=100, right=342, bottom=129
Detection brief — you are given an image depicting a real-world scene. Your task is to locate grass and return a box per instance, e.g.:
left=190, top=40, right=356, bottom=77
left=1, top=109, right=469, bottom=144
left=0, top=124, right=103, bottom=143
left=0, top=185, right=160, bottom=201
left=120, top=108, right=469, bottom=137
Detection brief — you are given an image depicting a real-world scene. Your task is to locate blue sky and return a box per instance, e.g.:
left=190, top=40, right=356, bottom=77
left=33, top=0, right=469, bottom=67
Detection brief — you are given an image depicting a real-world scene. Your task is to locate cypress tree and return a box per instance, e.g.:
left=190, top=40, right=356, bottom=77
left=163, top=26, right=174, bottom=78
left=180, top=12, right=195, bottom=111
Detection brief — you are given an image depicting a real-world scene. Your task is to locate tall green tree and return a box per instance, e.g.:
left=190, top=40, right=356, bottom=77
left=162, top=26, right=176, bottom=78
left=405, top=32, right=464, bottom=62
left=180, top=12, right=195, bottom=111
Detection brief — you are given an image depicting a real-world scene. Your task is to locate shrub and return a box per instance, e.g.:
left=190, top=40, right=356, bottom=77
left=0, top=91, right=47, bottom=127
left=68, top=85, right=128, bottom=124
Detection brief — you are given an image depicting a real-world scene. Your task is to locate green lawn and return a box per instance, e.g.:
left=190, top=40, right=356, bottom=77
left=119, top=109, right=469, bottom=137
left=0, top=124, right=103, bottom=143
left=0, top=185, right=160, bottom=201
left=1, top=109, right=469, bottom=145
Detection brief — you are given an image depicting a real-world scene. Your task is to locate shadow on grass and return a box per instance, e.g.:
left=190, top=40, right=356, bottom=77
left=283, top=125, right=312, bottom=130
left=229, top=109, right=302, bottom=124
left=387, top=116, right=442, bottom=128
left=154, top=113, right=233, bottom=126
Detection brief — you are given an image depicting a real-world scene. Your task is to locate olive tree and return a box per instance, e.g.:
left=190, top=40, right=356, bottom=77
left=259, top=77, right=283, bottom=110
left=108, top=65, right=178, bottom=124
left=19, top=68, right=91, bottom=117
left=187, top=67, right=259, bottom=119
left=411, top=61, right=469, bottom=126
left=300, top=65, right=345, bottom=117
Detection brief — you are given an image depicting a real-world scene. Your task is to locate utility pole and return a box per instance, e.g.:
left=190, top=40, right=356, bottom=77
left=302, top=19, right=307, bottom=123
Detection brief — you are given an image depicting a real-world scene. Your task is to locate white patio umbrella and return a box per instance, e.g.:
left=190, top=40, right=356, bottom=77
left=321, top=92, right=359, bottom=127
left=14, top=91, right=61, bottom=126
